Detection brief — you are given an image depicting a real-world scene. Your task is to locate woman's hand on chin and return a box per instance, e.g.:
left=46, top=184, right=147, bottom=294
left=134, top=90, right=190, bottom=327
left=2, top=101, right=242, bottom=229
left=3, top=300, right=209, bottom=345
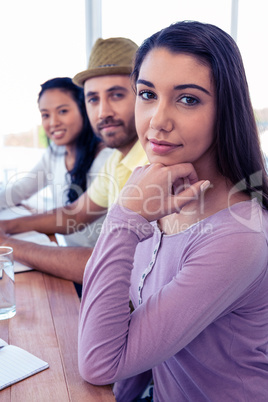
left=117, top=162, right=210, bottom=221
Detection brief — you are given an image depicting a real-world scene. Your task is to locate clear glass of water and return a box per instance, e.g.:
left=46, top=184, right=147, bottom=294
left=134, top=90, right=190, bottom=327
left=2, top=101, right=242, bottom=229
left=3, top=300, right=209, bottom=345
left=0, top=246, right=16, bottom=320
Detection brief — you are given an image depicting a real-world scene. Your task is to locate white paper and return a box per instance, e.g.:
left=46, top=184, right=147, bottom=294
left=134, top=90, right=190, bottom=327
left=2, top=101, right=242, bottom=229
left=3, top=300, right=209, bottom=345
left=0, top=338, right=49, bottom=390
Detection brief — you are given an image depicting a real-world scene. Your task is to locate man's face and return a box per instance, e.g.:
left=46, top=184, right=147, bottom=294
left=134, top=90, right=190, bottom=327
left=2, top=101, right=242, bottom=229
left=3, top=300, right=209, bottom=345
left=84, top=75, right=137, bottom=156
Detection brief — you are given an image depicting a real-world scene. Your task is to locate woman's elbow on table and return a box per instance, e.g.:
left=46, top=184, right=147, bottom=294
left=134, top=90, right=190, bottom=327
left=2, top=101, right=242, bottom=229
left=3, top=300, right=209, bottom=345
left=78, top=354, right=118, bottom=386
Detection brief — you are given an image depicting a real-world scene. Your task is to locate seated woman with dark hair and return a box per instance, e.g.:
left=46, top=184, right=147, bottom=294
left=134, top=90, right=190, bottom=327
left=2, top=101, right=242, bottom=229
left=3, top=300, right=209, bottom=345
left=78, top=21, right=268, bottom=401
left=0, top=77, right=112, bottom=247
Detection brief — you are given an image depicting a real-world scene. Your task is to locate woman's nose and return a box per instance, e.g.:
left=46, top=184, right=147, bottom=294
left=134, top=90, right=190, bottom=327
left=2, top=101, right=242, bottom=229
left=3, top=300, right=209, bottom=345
left=49, top=113, right=60, bottom=127
left=149, top=102, right=174, bottom=133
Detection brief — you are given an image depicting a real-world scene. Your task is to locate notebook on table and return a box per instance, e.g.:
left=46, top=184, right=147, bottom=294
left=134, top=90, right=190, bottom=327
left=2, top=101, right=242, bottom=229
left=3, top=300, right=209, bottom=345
left=0, top=338, right=49, bottom=390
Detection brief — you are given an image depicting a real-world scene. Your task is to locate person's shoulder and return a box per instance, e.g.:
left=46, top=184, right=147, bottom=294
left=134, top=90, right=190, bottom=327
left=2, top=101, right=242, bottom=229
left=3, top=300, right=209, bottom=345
left=207, top=199, right=268, bottom=238
left=46, top=144, right=66, bottom=160
left=35, top=145, right=63, bottom=169
left=102, top=149, right=122, bottom=169
left=98, top=147, right=114, bottom=159
left=89, top=147, right=114, bottom=174
left=122, top=140, right=148, bottom=170
left=184, top=200, right=268, bottom=263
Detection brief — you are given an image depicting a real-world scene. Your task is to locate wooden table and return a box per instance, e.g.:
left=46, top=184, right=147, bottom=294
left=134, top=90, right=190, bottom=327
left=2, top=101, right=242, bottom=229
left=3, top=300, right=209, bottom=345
left=0, top=271, right=115, bottom=402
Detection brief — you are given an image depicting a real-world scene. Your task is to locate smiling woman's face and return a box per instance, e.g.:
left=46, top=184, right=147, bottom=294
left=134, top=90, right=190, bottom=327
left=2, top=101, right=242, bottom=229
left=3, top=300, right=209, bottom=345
left=135, top=48, right=216, bottom=170
left=39, top=89, right=83, bottom=148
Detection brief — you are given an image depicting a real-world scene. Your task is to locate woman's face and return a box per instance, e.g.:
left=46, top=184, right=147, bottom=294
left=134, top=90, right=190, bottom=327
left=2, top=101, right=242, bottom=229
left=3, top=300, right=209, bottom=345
left=39, top=89, right=83, bottom=148
left=135, top=48, right=216, bottom=171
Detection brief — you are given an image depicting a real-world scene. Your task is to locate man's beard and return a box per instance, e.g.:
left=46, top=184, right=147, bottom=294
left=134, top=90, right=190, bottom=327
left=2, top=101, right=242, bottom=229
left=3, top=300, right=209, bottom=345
left=94, top=116, right=137, bottom=149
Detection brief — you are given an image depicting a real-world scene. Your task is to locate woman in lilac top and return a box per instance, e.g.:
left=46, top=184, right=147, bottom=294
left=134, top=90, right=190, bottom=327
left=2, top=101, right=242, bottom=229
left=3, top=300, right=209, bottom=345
left=78, top=21, right=268, bottom=401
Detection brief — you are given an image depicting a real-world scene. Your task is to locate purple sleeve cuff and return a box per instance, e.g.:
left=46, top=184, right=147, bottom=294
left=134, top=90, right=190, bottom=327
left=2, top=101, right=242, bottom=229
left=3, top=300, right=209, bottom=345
left=103, top=204, right=155, bottom=242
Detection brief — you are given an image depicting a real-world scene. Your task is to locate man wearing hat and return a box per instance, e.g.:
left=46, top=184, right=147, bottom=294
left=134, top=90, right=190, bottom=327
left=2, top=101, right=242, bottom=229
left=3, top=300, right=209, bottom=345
left=0, top=37, right=147, bottom=284
left=73, top=37, right=147, bottom=213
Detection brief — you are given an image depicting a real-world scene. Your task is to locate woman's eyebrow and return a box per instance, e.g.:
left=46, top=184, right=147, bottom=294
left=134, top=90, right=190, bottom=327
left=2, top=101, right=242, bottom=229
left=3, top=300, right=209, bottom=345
left=137, top=79, right=211, bottom=96
left=136, top=79, right=154, bottom=88
left=174, top=84, right=211, bottom=96
left=40, top=104, right=69, bottom=112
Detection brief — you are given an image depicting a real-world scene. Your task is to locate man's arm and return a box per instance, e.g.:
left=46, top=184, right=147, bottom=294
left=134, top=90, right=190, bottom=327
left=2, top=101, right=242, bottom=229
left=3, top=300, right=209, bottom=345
left=0, top=234, right=91, bottom=284
left=0, top=191, right=107, bottom=236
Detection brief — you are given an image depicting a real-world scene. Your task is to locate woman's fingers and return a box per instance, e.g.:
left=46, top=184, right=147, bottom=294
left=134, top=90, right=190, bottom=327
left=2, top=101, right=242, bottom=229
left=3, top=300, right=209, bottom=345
left=118, top=163, right=210, bottom=221
left=169, top=179, right=210, bottom=214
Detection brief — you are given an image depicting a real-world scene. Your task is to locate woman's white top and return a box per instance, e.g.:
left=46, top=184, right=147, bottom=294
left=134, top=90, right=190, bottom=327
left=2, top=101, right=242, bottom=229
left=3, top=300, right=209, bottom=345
left=0, top=145, right=113, bottom=247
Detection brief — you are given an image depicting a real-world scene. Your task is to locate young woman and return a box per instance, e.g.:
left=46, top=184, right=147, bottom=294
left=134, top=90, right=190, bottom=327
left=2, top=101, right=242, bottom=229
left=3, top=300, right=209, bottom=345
left=0, top=77, right=111, bottom=209
left=78, top=21, right=268, bottom=401
left=0, top=77, right=112, bottom=246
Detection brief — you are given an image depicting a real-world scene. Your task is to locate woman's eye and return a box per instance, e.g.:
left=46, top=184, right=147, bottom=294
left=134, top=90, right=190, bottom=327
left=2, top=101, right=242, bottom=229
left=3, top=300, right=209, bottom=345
left=59, top=109, right=68, bottom=115
left=138, top=90, right=156, bottom=100
left=180, top=96, right=198, bottom=106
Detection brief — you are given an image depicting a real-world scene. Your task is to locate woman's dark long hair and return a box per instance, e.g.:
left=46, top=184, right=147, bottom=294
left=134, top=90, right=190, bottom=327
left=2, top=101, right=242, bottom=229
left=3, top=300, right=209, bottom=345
left=132, top=21, right=268, bottom=209
left=38, top=77, right=101, bottom=203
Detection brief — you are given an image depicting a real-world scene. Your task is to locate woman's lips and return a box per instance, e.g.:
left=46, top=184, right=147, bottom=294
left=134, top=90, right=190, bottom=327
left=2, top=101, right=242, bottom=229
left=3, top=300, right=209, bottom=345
left=149, top=139, right=182, bottom=155
left=52, top=130, right=65, bottom=140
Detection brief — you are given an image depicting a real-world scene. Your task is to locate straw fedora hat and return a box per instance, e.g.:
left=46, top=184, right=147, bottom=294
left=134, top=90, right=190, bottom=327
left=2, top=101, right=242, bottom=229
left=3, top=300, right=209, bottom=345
left=73, top=37, right=138, bottom=87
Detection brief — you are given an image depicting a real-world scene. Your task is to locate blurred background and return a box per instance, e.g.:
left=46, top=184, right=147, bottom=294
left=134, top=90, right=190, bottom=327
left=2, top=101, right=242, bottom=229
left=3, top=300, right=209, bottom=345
left=0, top=0, right=267, bottom=186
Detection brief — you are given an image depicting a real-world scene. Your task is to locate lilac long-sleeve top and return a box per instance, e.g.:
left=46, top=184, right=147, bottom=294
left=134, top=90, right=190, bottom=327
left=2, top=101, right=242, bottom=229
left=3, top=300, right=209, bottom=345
left=79, top=199, right=268, bottom=401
